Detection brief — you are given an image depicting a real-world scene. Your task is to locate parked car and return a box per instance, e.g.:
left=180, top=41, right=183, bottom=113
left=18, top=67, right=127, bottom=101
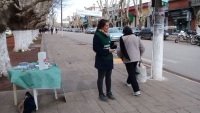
left=139, top=28, right=169, bottom=40
left=84, top=28, right=89, bottom=33
left=114, top=27, right=123, bottom=33
left=85, top=28, right=96, bottom=34
left=63, top=28, right=66, bottom=31
left=108, top=28, right=123, bottom=42
left=130, top=27, right=140, bottom=36
left=72, top=28, right=79, bottom=32
left=69, top=28, right=73, bottom=32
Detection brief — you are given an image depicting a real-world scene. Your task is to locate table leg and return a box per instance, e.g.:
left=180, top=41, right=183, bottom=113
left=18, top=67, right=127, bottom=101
left=36, top=89, right=38, bottom=96
left=13, top=84, right=17, bottom=105
left=54, top=89, right=58, bottom=99
left=33, top=89, right=38, bottom=110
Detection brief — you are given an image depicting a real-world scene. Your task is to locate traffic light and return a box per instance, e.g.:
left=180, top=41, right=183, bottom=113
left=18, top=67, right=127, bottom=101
left=151, top=0, right=168, bottom=7
left=162, top=0, right=168, bottom=6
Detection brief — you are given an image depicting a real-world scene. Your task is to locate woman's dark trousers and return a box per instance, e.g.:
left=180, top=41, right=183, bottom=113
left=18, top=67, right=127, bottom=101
left=97, top=69, right=112, bottom=95
left=125, top=62, right=139, bottom=92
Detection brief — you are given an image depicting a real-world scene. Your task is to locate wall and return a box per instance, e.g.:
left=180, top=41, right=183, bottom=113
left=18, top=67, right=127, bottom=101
left=169, top=0, right=189, bottom=10
left=168, top=0, right=196, bottom=30
left=129, top=3, right=149, bottom=27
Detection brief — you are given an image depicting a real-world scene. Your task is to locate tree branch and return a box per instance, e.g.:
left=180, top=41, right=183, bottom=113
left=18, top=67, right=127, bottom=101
left=23, top=0, right=52, bottom=11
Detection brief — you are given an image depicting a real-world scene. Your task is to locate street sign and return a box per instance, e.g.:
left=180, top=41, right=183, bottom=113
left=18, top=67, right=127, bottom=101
left=152, top=0, right=168, bottom=7
left=162, top=0, right=168, bottom=6
left=76, top=9, right=102, bottom=17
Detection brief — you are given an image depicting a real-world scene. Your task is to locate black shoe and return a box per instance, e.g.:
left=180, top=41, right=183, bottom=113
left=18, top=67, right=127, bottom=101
left=107, top=92, right=115, bottom=100
left=99, top=94, right=108, bottom=101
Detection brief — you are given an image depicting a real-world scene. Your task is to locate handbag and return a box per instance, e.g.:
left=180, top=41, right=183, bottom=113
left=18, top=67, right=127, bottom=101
left=18, top=92, right=36, bottom=113
left=136, top=61, right=147, bottom=83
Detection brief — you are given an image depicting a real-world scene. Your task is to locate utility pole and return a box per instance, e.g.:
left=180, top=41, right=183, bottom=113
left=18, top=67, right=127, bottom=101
left=61, top=0, right=63, bottom=37
left=151, top=0, right=167, bottom=80
left=120, top=1, right=123, bottom=27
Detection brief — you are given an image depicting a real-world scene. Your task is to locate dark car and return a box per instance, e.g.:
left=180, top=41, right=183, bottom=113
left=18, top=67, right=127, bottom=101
left=131, top=27, right=140, bottom=36
left=68, top=28, right=72, bottom=32
left=139, top=28, right=169, bottom=40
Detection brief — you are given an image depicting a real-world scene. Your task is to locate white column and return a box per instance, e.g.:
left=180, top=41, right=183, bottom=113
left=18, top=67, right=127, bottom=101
left=165, top=17, right=168, bottom=27
left=151, top=6, right=165, bottom=80
left=147, top=16, right=151, bottom=27
left=0, top=32, right=11, bottom=76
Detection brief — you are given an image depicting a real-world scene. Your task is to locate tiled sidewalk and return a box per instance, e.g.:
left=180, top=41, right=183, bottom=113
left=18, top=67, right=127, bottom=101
left=0, top=33, right=200, bottom=113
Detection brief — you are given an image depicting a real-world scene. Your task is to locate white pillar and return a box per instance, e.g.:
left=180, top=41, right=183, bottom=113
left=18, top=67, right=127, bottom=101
left=0, top=32, right=11, bottom=76
left=151, top=6, right=165, bottom=80
left=147, top=16, right=151, bottom=27
left=165, top=17, right=168, bottom=27
left=196, top=24, right=200, bottom=35
left=61, top=27, right=63, bottom=37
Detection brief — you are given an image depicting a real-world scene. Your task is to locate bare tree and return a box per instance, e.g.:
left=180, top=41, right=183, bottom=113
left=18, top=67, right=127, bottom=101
left=74, top=15, right=83, bottom=28
left=132, top=0, right=151, bottom=29
left=191, top=5, right=200, bottom=34
left=97, top=0, right=119, bottom=26
left=48, top=0, right=72, bottom=23
left=119, top=0, right=131, bottom=26
left=0, top=0, right=54, bottom=77
left=7, top=0, right=53, bottom=52
left=84, top=5, right=96, bottom=28
left=0, top=0, right=22, bottom=77
left=66, top=16, right=73, bottom=28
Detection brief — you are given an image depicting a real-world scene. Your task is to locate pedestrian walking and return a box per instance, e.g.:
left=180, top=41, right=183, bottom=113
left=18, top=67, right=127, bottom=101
left=93, top=19, right=117, bottom=101
left=39, top=29, right=41, bottom=34
left=51, top=27, right=53, bottom=35
left=56, top=28, right=58, bottom=33
left=117, top=26, right=145, bottom=96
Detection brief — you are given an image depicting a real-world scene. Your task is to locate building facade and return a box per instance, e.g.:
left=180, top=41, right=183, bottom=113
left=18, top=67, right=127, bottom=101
left=168, top=0, right=195, bottom=32
left=189, top=0, right=200, bottom=34
left=129, top=3, right=149, bottom=27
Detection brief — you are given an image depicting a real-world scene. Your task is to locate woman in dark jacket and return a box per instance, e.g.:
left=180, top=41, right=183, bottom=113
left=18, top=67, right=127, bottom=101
left=93, top=19, right=117, bottom=101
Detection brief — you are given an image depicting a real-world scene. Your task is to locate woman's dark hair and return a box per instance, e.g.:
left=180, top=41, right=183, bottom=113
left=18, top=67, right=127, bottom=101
left=123, top=26, right=133, bottom=36
left=96, top=19, right=109, bottom=31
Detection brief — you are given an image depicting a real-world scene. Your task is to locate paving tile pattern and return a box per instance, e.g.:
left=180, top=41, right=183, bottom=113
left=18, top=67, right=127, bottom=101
left=0, top=34, right=200, bottom=113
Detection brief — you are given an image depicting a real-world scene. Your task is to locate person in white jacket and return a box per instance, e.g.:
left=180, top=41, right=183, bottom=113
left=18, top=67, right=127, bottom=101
left=117, top=26, right=145, bottom=96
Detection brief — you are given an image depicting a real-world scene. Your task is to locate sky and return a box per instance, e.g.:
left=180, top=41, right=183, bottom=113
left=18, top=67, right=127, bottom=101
left=56, top=0, right=150, bottom=23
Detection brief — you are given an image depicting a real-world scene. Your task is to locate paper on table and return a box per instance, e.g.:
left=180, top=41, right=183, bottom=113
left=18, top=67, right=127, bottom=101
left=38, top=52, right=48, bottom=70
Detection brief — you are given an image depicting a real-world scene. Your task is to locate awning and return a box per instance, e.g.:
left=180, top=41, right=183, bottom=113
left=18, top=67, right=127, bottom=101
left=129, top=14, right=134, bottom=22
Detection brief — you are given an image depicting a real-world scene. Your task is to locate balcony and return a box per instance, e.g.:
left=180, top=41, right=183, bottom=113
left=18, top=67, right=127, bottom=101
left=189, top=0, right=200, bottom=7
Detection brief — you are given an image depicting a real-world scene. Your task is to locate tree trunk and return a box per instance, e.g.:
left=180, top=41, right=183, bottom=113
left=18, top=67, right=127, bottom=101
left=27, top=30, right=34, bottom=44
left=12, top=30, right=32, bottom=52
left=0, top=32, right=11, bottom=77
left=151, top=6, right=165, bottom=80
left=196, top=10, right=200, bottom=35
left=32, top=30, right=38, bottom=40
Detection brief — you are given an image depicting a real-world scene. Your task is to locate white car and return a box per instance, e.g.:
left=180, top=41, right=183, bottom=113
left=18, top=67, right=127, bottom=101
left=6, top=30, right=12, bottom=35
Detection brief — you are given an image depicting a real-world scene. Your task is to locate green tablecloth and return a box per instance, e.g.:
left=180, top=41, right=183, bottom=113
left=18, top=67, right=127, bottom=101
left=8, top=64, right=61, bottom=89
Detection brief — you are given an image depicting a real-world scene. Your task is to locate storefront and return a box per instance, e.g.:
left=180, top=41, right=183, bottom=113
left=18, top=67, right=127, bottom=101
left=168, top=8, right=192, bottom=32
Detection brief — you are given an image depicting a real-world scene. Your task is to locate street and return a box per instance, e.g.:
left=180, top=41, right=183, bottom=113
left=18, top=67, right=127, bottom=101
left=61, top=31, right=200, bottom=82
